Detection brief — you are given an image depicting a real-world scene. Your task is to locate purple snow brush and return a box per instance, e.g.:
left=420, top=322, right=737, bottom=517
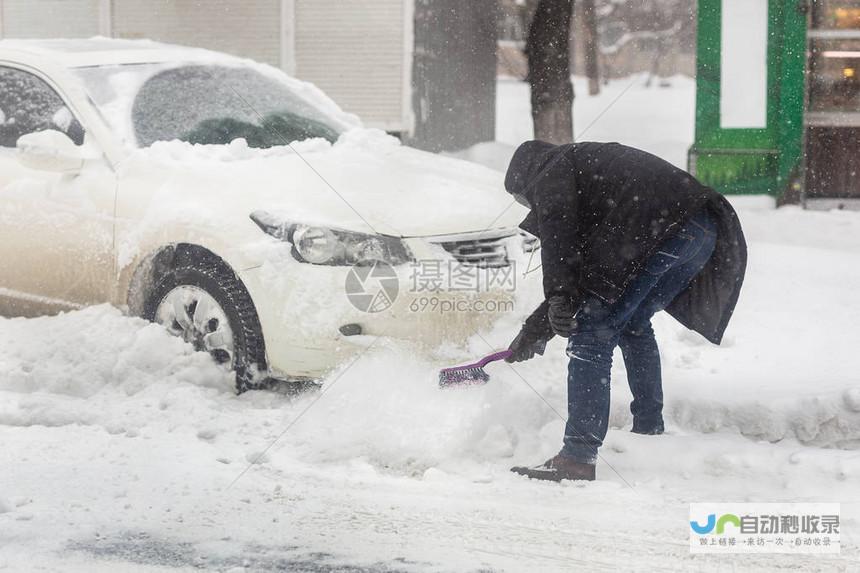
left=438, top=350, right=513, bottom=388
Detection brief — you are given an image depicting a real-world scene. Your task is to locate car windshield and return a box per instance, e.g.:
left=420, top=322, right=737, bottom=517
left=76, top=63, right=345, bottom=148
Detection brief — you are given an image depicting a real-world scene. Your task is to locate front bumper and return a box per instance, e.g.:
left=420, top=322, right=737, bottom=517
left=238, top=235, right=523, bottom=379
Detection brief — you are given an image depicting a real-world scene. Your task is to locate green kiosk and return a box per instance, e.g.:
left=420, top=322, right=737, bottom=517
left=690, top=0, right=860, bottom=207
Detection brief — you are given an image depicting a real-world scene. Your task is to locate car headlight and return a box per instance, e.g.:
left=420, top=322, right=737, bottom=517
left=250, top=211, right=412, bottom=266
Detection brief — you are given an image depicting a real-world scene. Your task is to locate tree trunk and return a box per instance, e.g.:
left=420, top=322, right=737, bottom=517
left=581, top=0, right=600, bottom=96
left=525, top=0, right=574, bottom=144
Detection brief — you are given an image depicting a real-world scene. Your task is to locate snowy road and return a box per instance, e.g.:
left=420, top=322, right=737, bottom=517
left=3, top=77, right=860, bottom=571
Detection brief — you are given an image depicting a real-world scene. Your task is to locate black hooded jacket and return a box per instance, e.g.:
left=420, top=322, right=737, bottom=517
left=506, top=140, right=747, bottom=345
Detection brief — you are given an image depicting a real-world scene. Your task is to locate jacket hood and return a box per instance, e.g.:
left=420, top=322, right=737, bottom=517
left=504, top=140, right=561, bottom=202
left=505, top=140, right=573, bottom=235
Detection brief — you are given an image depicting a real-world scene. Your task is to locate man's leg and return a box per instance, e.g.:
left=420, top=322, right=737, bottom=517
left=558, top=269, right=667, bottom=460
left=618, top=317, right=664, bottom=434
left=561, top=299, right=621, bottom=463
left=512, top=293, right=651, bottom=481
left=618, top=208, right=718, bottom=434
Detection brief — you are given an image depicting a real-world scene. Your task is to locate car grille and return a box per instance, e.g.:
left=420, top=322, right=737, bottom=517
left=430, top=230, right=516, bottom=268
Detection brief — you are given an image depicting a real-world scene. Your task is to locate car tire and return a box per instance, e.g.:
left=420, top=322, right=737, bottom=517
left=142, top=259, right=267, bottom=393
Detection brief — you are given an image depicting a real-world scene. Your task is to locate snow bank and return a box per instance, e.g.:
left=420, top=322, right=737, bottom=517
left=0, top=300, right=557, bottom=475
left=0, top=306, right=233, bottom=429
left=647, top=201, right=860, bottom=449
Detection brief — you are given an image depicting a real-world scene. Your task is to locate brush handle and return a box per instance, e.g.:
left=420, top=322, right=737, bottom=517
left=475, top=349, right=513, bottom=367
left=440, top=349, right=513, bottom=373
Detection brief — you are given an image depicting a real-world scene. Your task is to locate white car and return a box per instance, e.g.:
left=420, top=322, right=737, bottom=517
left=0, top=38, right=527, bottom=390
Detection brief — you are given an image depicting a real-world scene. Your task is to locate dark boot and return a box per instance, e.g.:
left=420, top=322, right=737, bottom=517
left=511, top=454, right=595, bottom=482
left=631, top=421, right=664, bottom=435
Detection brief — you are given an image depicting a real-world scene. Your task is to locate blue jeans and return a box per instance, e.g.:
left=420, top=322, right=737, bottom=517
left=561, top=208, right=718, bottom=463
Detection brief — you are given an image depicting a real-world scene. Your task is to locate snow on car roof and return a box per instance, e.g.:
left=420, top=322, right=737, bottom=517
left=0, top=37, right=236, bottom=68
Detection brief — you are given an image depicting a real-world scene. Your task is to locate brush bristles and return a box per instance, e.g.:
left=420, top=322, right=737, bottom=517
left=438, top=367, right=491, bottom=388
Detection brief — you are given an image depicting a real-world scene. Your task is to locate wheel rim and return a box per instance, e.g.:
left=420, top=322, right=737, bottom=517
left=154, top=285, right=236, bottom=368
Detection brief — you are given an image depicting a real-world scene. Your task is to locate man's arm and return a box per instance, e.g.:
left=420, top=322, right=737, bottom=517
left=531, top=154, right=587, bottom=338
left=522, top=299, right=552, bottom=338
left=506, top=300, right=554, bottom=363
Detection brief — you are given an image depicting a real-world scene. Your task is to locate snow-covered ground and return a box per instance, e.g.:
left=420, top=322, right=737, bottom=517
left=2, top=76, right=860, bottom=572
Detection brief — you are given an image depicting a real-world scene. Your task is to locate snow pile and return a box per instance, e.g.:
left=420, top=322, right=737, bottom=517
left=0, top=306, right=233, bottom=429
left=282, top=340, right=563, bottom=474
left=0, top=303, right=558, bottom=476
left=654, top=199, right=860, bottom=448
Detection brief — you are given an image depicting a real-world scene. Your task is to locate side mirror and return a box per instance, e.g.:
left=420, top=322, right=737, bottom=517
left=16, top=130, right=85, bottom=174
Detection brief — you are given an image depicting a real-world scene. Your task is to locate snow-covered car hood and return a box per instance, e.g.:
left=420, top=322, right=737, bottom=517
left=122, top=129, right=527, bottom=238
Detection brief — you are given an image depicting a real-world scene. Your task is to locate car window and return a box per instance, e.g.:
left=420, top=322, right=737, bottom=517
left=0, top=66, right=85, bottom=148
left=76, top=63, right=345, bottom=148
left=131, top=64, right=342, bottom=148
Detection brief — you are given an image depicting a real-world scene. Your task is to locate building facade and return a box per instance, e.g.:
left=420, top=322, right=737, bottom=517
left=691, top=0, right=860, bottom=207
left=0, top=0, right=496, bottom=152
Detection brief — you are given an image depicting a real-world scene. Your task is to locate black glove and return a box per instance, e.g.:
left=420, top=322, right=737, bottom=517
left=505, top=328, right=549, bottom=363
left=548, top=295, right=576, bottom=337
